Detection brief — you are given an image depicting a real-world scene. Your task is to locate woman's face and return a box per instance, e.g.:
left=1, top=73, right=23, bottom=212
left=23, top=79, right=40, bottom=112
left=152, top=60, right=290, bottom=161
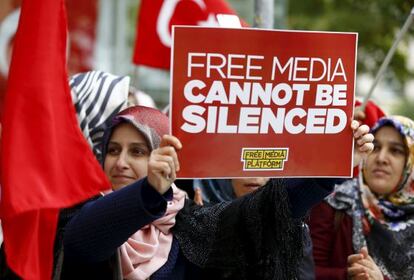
left=231, top=177, right=270, bottom=198
left=104, top=123, right=150, bottom=190
left=364, top=126, right=407, bottom=195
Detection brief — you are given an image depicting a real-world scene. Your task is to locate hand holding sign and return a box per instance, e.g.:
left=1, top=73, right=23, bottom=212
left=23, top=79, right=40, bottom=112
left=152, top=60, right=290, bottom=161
left=148, top=135, right=182, bottom=194
left=351, top=120, right=374, bottom=167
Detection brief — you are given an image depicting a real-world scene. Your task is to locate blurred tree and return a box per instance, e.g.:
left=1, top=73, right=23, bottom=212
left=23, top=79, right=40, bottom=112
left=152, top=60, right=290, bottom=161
left=287, top=0, right=414, bottom=101
left=393, top=96, right=414, bottom=119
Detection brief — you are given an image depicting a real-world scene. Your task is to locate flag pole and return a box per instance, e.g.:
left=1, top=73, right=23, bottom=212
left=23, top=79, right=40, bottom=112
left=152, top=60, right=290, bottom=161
left=254, top=0, right=274, bottom=29
left=360, top=7, right=414, bottom=111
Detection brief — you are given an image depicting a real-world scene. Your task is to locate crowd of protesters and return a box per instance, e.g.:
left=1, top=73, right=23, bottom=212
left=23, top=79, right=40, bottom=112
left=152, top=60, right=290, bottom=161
left=2, top=68, right=414, bottom=280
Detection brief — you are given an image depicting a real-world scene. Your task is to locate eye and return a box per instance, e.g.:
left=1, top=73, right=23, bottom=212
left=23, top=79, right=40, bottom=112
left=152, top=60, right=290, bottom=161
left=130, top=146, right=149, bottom=157
left=372, top=142, right=381, bottom=152
left=390, top=147, right=406, bottom=156
left=107, top=144, right=121, bottom=156
left=131, top=148, right=144, bottom=156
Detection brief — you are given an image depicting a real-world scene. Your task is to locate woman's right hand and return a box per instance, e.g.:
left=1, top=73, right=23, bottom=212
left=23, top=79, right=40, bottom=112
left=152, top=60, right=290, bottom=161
left=147, top=135, right=182, bottom=195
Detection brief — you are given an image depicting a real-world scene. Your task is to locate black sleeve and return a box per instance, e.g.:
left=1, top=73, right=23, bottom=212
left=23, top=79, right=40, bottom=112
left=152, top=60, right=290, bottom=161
left=63, top=178, right=172, bottom=263
left=285, top=178, right=346, bottom=218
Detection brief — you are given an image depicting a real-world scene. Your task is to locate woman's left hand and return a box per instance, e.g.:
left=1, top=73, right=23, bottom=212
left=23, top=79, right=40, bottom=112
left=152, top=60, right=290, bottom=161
left=351, top=120, right=374, bottom=167
left=147, top=135, right=182, bottom=195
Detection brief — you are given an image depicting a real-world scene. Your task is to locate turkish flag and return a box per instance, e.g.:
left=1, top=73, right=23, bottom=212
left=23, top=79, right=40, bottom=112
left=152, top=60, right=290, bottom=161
left=354, top=99, right=385, bottom=128
left=132, top=0, right=246, bottom=70
left=0, top=0, right=109, bottom=279
left=0, top=0, right=98, bottom=120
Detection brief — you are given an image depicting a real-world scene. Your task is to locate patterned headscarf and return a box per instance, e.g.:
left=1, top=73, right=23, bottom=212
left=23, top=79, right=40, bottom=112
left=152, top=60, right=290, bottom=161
left=101, top=106, right=169, bottom=162
left=326, top=115, right=414, bottom=280
left=368, top=116, right=414, bottom=205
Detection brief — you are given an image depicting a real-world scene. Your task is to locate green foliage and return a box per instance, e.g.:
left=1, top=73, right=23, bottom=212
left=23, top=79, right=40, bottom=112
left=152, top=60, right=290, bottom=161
left=287, top=0, right=414, bottom=94
left=392, top=97, right=414, bottom=119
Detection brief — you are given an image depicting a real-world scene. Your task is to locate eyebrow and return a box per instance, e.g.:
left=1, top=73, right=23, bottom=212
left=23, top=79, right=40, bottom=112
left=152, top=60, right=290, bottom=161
left=391, top=143, right=407, bottom=150
left=375, top=138, right=406, bottom=147
left=374, top=138, right=403, bottom=145
left=108, top=141, right=148, bottom=147
left=108, top=140, right=146, bottom=144
left=129, top=142, right=150, bottom=149
left=385, top=141, right=406, bottom=151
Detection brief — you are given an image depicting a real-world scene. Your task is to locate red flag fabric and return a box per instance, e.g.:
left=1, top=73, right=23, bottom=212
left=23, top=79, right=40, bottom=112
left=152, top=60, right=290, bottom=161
left=0, top=0, right=99, bottom=120
left=354, top=99, right=386, bottom=128
left=0, top=0, right=109, bottom=279
left=133, top=0, right=246, bottom=69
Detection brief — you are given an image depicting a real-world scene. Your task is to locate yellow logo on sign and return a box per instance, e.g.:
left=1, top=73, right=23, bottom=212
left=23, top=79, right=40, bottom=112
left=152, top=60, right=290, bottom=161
left=241, top=148, right=289, bottom=170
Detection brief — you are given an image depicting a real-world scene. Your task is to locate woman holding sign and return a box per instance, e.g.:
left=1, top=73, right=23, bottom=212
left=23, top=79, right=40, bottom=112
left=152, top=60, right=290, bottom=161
left=310, top=115, right=414, bottom=280
left=59, top=105, right=373, bottom=280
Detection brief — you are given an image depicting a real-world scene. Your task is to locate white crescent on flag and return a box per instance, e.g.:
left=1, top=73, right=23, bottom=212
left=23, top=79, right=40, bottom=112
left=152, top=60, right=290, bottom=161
left=156, top=0, right=240, bottom=48
left=0, top=8, right=20, bottom=77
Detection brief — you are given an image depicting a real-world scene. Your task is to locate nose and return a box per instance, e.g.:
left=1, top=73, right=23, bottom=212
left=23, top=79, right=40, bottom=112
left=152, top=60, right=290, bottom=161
left=246, top=177, right=269, bottom=186
left=254, top=178, right=269, bottom=186
left=115, top=151, right=129, bottom=170
left=375, top=147, right=388, bottom=164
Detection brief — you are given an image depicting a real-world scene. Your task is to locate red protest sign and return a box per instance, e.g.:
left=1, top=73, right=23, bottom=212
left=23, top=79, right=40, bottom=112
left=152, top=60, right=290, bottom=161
left=171, top=27, right=357, bottom=178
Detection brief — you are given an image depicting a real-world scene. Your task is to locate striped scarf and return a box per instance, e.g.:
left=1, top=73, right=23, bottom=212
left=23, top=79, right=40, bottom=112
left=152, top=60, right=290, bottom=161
left=70, top=70, right=130, bottom=162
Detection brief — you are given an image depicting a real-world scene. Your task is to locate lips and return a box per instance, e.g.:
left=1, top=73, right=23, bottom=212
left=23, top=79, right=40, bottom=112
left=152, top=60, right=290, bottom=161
left=371, top=168, right=390, bottom=177
left=244, top=184, right=262, bottom=190
left=111, top=174, right=135, bottom=184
